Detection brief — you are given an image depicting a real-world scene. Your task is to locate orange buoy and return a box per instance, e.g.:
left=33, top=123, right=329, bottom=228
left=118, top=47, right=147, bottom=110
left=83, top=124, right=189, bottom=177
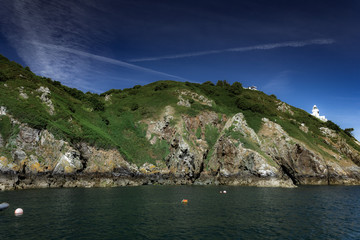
left=14, top=208, right=23, bottom=216
left=181, top=199, right=188, bottom=204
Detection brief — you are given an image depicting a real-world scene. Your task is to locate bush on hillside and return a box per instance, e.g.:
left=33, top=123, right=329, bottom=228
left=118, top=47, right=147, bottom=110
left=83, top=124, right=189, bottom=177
left=216, top=80, right=230, bottom=87
left=202, top=81, right=214, bottom=86
left=101, top=89, right=122, bottom=96
left=229, top=81, right=243, bottom=95
left=0, top=72, right=8, bottom=82
left=325, top=120, right=341, bottom=132
left=344, top=128, right=354, bottom=137
left=131, top=103, right=139, bottom=111
left=154, top=82, right=168, bottom=91
left=87, top=95, right=105, bottom=111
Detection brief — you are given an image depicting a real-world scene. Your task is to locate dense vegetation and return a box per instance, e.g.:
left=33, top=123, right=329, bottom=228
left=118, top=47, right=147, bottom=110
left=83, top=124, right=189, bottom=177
left=0, top=54, right=359, bottom=165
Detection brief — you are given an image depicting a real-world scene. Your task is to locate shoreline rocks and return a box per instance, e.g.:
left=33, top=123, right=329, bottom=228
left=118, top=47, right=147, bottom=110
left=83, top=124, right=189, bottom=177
left=2, top=169, right=360, bottom=191
left=2, top=107, right=360, bottom=191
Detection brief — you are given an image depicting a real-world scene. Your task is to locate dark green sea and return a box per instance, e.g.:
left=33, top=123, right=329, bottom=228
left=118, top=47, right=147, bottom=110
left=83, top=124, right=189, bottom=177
left=1, top=185, right=360, bottom=239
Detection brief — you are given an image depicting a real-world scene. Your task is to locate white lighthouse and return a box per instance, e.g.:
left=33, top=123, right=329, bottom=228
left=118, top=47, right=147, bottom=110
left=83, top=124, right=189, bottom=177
left=311, top=105, right=327, bottom=122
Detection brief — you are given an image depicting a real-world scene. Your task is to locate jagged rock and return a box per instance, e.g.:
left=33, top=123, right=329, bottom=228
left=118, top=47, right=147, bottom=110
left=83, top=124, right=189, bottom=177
left=0, top=106, right=6, bottom=115
left=205, top=115, right=294, bottom=187
left=105, top=94, right=111, bottom=102
left=299, top=123, right=309, bottom=133
left=24, top=155, right=43, bottom=174
left=176, top=90, right=213, bottom=107
left=53, top=151, right=83, bottom=174
left=208, top=135, right=287, bottom=180
left=182, top=111, right=219, bottom=132
left=20, top=92, right=28, bottom=99
left=277, top=102, right=294, bottom=115
left=257, top=118, right=354, bottom=185
left=166, top=136, right=197, bottom=178
left=15, top=125, right=41, bottom=151
left=19, top=125, right=40, bottom=143
left=177, top=95, right=191, bottom=107
left=0, top=157, right=10, bottom=172
left=145, top=106, right=176, bottom=144
left=36, top=86, right=55, bottom=115
left=76, top=142, right=92, bottom=160
left=320, top=127, right=337, bottom=138
left=0, top=173, right=18, bottom=191
left=2, top=102, right=360, bottom=190
left=337, top=138, right=360, bottom=166
left=18, top=86, right=29, bottom=99
left=12, top=149, right=26, bottom=162
left=223, top=113, right=260, bottom=144
left=140, top=163, right=158, bottom=174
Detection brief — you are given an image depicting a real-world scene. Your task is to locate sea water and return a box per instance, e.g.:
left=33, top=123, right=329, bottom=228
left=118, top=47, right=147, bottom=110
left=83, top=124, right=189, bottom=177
left=1, top=185, right=360, bottom=239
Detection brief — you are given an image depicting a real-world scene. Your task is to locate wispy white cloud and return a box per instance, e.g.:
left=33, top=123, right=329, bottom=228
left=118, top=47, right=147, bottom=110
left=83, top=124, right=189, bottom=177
left=30, top=41, right=188, bottom=81
left=0, top=1, right=99, bottom=88
left=0, top=0, right=187, bottom=91
left=261, top=70, right=293, bottom=95
left=129, top=39, right=335, bottom=62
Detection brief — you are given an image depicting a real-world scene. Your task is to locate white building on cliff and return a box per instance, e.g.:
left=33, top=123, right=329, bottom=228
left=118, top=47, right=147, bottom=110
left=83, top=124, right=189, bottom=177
left=311, top=105, right=327, bottom=122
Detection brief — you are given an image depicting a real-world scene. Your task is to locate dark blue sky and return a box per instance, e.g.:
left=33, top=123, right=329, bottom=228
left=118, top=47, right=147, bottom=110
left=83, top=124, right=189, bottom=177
left=0, top=0, right=359, bottom=139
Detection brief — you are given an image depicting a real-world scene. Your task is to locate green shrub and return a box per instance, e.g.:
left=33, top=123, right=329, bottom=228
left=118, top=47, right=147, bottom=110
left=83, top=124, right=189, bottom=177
left=87, top=95, right=105, bottom=111
left=205, top=124, right=219, bottom=149
left=154, top=82, right=168, bottom=91
left=131, top=103, right=139, bottom=111
left=0, top=72, right=8, bottom=82
left=202, top=81, right=214, bottom=86
left=0, top=116, right=12, bottom=143
left=344, top=128, right=354, bottom=137
left=326, top=120, right=341, bottom=132
left=196, top=126, right=202, bottom=139
left=229, top=81, right=243, bottom=95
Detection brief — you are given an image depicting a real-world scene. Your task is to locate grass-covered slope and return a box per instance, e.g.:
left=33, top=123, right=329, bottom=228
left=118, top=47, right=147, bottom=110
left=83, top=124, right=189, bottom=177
left=1, top=54, right=359, bottom=166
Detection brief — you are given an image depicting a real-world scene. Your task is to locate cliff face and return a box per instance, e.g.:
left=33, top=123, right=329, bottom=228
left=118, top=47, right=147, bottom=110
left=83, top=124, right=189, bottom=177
left=1, top=54, right=360, bottom=189
left=1, top=103, right=360, bottom=190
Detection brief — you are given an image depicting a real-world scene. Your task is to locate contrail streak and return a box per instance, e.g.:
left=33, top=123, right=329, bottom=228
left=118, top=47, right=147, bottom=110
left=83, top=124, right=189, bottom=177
left=30, top=41, right=188, bottom=81
left=129, top=39, right=335, bottom=62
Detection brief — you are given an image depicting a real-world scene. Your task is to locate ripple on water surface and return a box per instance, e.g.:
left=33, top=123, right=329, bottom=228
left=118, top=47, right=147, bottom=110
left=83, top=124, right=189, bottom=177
left=1, top=185, right=360, bottom=239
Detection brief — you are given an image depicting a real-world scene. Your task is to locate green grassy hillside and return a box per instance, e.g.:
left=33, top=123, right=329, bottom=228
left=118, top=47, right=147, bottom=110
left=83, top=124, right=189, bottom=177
left=1, top=54, right=359, bottom=165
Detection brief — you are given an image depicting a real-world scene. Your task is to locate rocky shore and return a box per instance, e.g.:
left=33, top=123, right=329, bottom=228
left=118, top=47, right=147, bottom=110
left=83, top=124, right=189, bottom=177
left=2, top=105, right=360, bottom=190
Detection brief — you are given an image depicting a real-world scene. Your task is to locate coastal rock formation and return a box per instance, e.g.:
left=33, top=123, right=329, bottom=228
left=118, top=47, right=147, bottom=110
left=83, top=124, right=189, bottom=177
left=1, top=104, right=360, bottom=190
left=0, top=58, right=360, bottom=190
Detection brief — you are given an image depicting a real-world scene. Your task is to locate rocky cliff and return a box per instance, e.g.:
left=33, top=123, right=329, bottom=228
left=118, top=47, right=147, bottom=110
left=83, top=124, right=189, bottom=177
left=1, top=102, right=360, bottom=190
left=1, top=54, right=360, bottom=190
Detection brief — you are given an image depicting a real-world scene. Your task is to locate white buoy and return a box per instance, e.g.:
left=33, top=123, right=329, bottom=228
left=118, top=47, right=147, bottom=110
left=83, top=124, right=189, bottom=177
left=223, top=190, right=227, bottom=194
left=14, top=208, right=23, bottom=216
left=220, top=191, right=222, bottom=194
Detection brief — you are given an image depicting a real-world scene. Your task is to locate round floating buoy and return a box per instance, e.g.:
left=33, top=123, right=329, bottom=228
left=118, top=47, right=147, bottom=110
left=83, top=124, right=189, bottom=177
left=181, top=199, right=188, bottom=204
left=14, top=208, right=23, bottom=216
left=220, top=191, right=223, bottom=194
left=223, top=190, right=227, bottom=194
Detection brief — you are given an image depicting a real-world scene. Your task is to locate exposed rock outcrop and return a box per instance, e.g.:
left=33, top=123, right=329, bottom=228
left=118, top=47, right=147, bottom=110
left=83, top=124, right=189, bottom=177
left=176, top=90, right=213, bottom=107
left=1, top=106, right=360, bottom=190
left=277, top=102, right=294, bottom=115
left=0, top=106, right=6, bottom=115
left=18, top=86, right=28, bottom=99
left=36, top=86, right=55, bottom=115
left=259, top=118, right=360, bottom=185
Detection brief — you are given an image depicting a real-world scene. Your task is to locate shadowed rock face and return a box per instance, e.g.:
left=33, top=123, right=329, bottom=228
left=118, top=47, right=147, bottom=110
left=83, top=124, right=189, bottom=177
left=1, top=104, right=360, bottom=190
